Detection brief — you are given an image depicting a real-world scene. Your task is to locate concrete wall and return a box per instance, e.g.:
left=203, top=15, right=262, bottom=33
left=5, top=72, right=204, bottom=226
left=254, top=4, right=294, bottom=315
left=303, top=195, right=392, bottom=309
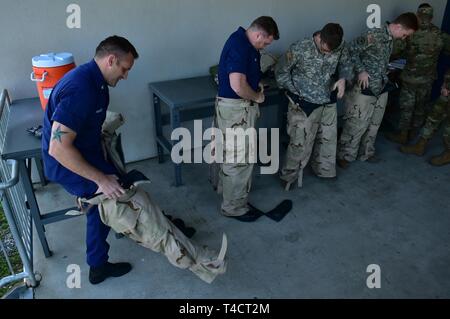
left=0, top=0, right=447, bottom=162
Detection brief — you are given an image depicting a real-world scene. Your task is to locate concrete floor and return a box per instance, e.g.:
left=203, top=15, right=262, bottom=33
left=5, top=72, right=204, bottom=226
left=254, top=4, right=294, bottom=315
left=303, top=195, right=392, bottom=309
left=32, top=133, right=449, bottom=299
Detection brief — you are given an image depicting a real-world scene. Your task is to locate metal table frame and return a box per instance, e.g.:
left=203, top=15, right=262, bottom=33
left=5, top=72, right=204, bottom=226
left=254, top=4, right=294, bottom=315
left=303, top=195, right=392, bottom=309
left=149, top=75, right=284, bottom=187
left=0, top=96, right=77, bottom=258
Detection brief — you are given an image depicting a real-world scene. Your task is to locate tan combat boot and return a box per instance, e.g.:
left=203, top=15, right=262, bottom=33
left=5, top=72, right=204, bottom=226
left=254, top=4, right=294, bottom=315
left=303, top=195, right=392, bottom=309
left=385, top=130, right=408, bottom=145
left=400, top=137, right=428, bottom=156
left=337, top=158, right=349, bottom=169
left=429, top=150, right=450, bottom=166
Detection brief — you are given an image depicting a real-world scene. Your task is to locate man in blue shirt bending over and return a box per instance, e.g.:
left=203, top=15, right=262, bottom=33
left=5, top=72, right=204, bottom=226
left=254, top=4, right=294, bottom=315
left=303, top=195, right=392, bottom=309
left=42, top=35, right=138, bottom=285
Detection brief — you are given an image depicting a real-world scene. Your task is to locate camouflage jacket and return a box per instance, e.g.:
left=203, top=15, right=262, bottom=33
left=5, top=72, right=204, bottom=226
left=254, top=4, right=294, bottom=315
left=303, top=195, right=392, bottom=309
left=349, top=23, right=393, bottom=96
left=275, top=32, right=352, bottom=104
left=393, top=22, right=450, bottom=84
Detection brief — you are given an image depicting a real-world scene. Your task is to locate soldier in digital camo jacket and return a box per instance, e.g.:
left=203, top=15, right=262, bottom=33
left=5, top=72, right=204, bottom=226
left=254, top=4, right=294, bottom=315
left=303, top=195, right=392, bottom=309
left=275, top=23, right=352, bottom=190
left=337, top=13, right=418, bottom=169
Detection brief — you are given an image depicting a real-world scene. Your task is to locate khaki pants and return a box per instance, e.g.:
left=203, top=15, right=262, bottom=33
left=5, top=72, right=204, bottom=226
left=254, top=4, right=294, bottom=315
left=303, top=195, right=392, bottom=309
left=280, top=99, right=337, bottom=187
left=83, top=185, right=227, bottom=284
left=338, top=87, right=388, bottom=161
left=215, top=97, right=259, bottom=217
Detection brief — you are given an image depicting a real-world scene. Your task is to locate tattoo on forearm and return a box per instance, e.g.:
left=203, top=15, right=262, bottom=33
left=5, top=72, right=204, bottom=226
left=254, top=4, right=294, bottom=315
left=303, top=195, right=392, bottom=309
left=52, top=125, right=68, bottom=142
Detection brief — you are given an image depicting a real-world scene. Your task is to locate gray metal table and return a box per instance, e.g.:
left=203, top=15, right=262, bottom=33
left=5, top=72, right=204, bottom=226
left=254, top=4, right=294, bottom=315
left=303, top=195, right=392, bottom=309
left=1, top=98, right=77, bottom=258
left=149, top=75, right=284, bottom=186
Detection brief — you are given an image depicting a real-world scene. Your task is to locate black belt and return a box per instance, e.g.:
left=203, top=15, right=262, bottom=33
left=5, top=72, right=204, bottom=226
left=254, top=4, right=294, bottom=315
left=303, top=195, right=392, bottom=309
left=286, top=90, right=337, bottom=116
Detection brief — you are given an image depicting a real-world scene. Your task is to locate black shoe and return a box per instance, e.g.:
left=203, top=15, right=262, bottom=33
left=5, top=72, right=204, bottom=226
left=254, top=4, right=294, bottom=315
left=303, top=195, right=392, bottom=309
left=165, top=214, right=196, bottom=238
left=172, top=218, right=196, bottom=238
left=227, top=208, right=263, bottom=223
left=89, top=262, right=132, bottom=285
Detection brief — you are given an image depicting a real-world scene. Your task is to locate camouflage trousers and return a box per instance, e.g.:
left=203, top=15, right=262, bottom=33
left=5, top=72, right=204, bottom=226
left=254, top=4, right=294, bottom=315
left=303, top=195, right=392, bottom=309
left=216, top=97, right=259, bottom=217
left=82, top=185, right=227, bottom=284
left=398, top=81, right=433, bottom=130
left=338, top=87, right=388, bottom=162
left=280, top=99, right=337, bottom=188
left=420, top=95, right=450, bottom=149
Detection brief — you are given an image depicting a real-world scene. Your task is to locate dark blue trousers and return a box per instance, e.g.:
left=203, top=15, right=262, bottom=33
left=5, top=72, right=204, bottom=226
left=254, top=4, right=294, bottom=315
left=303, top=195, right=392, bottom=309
left=86, top=205, right=110, bottom=267
left=61, top=179, right=111, bottom=268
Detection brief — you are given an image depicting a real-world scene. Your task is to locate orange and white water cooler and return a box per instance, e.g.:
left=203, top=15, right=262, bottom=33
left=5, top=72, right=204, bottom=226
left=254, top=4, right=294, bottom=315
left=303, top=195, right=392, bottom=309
left=31, top=52, right=75, bottom=110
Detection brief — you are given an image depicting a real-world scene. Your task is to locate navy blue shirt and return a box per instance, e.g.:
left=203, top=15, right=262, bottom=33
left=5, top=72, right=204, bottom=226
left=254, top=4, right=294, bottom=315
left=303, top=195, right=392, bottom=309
left=42, top=59, right=116, bottom=196
left=218, top=27, right=261, bottom=99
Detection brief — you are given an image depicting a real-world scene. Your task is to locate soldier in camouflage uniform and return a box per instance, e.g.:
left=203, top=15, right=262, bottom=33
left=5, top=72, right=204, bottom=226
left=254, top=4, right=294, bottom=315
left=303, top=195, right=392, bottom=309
left=400, top=69, right=450, bottom=166
left=386, top=4, right=450, bottom=144
left=337, top=13, right=418, bottom=169
left=216, top=17, right=279, bottom=221
left=275, top=23, right=352, bottom=190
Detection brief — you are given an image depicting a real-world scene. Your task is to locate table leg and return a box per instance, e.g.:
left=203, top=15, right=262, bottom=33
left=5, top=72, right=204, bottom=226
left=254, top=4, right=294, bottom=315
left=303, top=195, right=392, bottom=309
left=153, top=94, right=165, bottom=163
left=26, top=158, right=32, bottom=180
left=18, top=159, right=52, bottom=257
left=171, top=109, right=183, bottom=187
left=35, top=157, right=47, bottom=187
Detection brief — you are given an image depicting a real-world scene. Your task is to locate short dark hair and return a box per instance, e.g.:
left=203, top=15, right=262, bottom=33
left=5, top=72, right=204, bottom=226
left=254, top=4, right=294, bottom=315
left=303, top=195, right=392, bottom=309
left=250, top=16, right=280, bottom=40
left=95, top=35, right=139, bottom=59
left=320, top=23, right=343, bottom=51
left=393, top=12, right=419, bottom=31
left=418, top=3, right=432, bottom=9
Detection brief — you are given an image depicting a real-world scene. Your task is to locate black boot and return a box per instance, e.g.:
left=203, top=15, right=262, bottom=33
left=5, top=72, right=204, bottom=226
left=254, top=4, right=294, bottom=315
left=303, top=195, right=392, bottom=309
left=89, top=262, right=132, bottom=285
left=171, top=218, right=196, bottom=238
left=164, top=214, right=196, bottom=238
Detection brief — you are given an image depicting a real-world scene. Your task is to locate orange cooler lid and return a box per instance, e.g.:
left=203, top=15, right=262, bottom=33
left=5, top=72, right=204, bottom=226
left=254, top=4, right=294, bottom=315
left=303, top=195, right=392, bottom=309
left=32, top=52, right=74, bottom=68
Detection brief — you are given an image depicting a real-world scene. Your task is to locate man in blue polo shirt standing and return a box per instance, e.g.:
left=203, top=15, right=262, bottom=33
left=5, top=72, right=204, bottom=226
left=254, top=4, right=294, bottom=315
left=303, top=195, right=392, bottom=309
left=216, top=16, right=280, bottom=222
left=42, top=36, right=139, bottom=285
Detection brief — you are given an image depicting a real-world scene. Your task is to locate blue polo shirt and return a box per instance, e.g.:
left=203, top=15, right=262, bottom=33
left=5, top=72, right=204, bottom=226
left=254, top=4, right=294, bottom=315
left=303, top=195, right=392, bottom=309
left=42, top=59, right=117, bottom=197
left=218, top=27, right=261, bottom=99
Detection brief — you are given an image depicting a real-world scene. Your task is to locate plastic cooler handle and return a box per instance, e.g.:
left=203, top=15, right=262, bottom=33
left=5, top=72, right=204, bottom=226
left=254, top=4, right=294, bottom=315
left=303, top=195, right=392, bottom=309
left=30, top=71, right=48, bottom=82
